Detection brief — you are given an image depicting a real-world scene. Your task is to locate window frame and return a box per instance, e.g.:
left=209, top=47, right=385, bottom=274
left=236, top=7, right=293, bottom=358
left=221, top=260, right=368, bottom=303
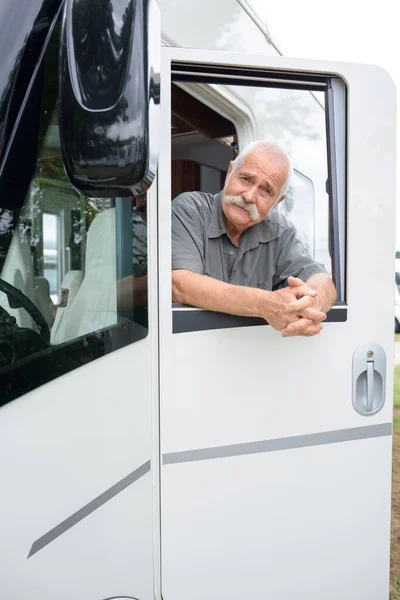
left=164, top=52, right=347, bottom=334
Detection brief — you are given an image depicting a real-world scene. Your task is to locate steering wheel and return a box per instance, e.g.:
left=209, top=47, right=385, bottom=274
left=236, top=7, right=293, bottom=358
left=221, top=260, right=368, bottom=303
left=0, top=278, right=50, bottom=343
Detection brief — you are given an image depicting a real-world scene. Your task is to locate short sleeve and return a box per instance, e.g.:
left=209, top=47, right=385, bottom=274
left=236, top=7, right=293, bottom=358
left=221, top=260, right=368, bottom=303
left=272, top=226, right=327, bottom=289
left=171, top=194, right=206, bottom=274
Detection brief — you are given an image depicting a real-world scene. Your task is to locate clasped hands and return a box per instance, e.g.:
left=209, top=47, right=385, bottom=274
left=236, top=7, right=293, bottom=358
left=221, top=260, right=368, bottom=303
left=267, top=276, right=327, bottom=337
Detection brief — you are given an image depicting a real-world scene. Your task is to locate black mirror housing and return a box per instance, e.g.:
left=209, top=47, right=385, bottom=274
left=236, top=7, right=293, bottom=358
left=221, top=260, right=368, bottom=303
left=58, top=0, right=160, bottom=198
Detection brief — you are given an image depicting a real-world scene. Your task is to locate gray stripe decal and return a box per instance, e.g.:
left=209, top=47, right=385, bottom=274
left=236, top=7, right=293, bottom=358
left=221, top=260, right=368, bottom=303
left=28, top=460, right=151, bottom=559
left=163, top=423, right=392, bottom=465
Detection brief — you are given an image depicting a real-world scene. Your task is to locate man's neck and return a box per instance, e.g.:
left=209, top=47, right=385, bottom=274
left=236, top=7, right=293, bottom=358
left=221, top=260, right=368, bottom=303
left=224, top=218, right=244, bottom=247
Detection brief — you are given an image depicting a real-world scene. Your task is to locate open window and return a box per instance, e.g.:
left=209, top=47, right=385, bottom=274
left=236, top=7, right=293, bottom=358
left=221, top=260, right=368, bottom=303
left=169, top=60, right=346, bottom=333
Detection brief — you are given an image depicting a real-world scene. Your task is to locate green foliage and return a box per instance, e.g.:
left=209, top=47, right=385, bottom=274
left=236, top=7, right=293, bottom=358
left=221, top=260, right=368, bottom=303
left=37, top=155, right=66, bottom=180
left=394, top=366, right=400, bottom=409
left=394, top=413, right=400, bottom=433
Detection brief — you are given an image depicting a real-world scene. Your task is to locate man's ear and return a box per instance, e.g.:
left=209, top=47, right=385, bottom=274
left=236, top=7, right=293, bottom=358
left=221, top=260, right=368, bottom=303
left=224, top=160, right=233, bottom=189
left=224, top=161, right=234, bottom=185
left=271, top=194, right=286, bottom=212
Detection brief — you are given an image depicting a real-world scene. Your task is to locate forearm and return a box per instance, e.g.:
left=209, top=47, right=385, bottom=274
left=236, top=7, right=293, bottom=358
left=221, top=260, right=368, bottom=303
left=172, top=269, right=266, bottom=318
left=306, top=273, right=337, bottom=312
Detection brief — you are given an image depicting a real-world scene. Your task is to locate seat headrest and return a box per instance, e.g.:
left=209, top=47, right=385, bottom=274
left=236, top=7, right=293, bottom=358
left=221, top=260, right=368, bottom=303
left=84, top=208, right=116, bottom=282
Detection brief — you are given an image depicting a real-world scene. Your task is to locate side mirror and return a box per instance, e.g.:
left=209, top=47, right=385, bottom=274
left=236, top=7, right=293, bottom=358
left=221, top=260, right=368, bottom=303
left=58, top=0, right=160, bottom=198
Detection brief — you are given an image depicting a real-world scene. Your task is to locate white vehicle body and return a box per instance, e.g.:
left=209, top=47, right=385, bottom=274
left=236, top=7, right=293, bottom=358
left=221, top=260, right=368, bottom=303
left=0, top=1, right=396, bottom=599
left=395, top=259, right=400, bottom=332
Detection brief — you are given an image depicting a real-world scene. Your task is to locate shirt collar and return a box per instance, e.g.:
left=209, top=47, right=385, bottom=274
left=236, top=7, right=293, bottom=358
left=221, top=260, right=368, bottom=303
left=207, top=191, right=283, bottom=246
left=207, top=192, right=226, bottom=239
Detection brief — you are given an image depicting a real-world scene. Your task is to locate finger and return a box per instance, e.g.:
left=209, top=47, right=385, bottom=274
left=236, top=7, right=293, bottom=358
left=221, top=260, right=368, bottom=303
left=283, top=317, right=323, bottom=336
left=297, top=323, right=323, bottom=337
left=282, top=322, right=323, bottom=337
left=285, top=296, right=314, bottom=313
left=297, top=307, right=327, bottom=321
left=286, top=299, right=326, bottom=321
left=289, top=285, right=318, bottom=300
left=287, top=277, right=318, bottom=296
left=281, top=318, right=313, bottom=336
left=287, top=276, right=303, bottom=287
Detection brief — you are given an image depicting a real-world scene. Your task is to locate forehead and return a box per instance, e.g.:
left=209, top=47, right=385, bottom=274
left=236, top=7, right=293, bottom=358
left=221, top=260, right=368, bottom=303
left=237, top=150, right=288, bottom=184
left=240, top=150, right=286, bottom=170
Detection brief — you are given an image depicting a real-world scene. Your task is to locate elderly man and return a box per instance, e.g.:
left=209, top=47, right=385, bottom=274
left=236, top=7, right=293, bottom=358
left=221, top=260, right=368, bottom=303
left=172, top=141, right=336, bottom=337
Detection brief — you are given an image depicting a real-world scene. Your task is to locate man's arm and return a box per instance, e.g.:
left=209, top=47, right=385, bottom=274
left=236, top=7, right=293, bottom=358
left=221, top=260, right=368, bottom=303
left=172, top=269, right=326, bottom=334
left=306, top=273, right=337, bottom=312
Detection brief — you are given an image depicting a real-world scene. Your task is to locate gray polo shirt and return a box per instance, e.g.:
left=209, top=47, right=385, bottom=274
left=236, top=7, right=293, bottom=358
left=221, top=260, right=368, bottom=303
left=172, top=191, right=326, bottom=290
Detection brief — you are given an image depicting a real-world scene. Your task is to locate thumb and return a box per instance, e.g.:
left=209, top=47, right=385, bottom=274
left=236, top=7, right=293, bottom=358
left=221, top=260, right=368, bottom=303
left=287, top=276, right=318, bottom=297
left=287, top=276, right=303, bottom=287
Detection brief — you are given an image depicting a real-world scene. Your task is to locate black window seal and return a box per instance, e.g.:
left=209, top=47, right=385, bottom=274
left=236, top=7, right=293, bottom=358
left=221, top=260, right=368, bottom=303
left=325, top=79, right=347, bottom=304
left=172, top=305, right=347, bottom=334
left=0, top=318, right=148, bottom=407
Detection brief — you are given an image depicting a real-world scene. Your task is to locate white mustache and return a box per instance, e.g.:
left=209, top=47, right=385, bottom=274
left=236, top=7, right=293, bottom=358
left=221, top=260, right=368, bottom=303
left=224, top=195, right=260, bottom=221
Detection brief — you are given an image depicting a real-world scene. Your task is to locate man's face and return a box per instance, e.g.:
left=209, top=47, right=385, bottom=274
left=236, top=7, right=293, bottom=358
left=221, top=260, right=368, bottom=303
left=222, top=150, right=288, bottom=232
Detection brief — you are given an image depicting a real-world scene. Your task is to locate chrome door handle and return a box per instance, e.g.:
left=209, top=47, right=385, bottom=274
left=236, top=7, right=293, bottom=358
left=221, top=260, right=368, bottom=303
left=366, top=360, right=374, bottom=412
left=352, top=343, right=386, bottom=416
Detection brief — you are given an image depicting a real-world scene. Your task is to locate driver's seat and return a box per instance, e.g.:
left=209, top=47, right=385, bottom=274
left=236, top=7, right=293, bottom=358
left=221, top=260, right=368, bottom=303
left=50, top=270, right=83, bottom=344
left=51, top=208, right=118, bottom=344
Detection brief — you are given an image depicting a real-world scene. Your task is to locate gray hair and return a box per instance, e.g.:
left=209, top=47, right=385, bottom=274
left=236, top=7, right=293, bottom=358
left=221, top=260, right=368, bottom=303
left=230, top=140, right=293, bottom=196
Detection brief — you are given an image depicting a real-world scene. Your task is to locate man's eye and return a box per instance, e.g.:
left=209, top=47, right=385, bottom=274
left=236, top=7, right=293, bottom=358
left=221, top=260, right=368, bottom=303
left=241, top=176, right=249, bottom=182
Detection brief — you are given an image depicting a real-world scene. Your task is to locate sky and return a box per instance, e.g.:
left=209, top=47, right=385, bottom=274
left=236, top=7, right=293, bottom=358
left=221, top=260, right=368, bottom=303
left=249, top=0, right=399, bottom=248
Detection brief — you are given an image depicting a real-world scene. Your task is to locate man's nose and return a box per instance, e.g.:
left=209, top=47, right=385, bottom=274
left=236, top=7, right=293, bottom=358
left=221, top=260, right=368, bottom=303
left=242, top=185, right=257, bottom=203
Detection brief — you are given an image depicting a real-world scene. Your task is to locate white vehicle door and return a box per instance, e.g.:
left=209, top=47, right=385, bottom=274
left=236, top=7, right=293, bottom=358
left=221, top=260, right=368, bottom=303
left=157, top=47, right=396, bottom=600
